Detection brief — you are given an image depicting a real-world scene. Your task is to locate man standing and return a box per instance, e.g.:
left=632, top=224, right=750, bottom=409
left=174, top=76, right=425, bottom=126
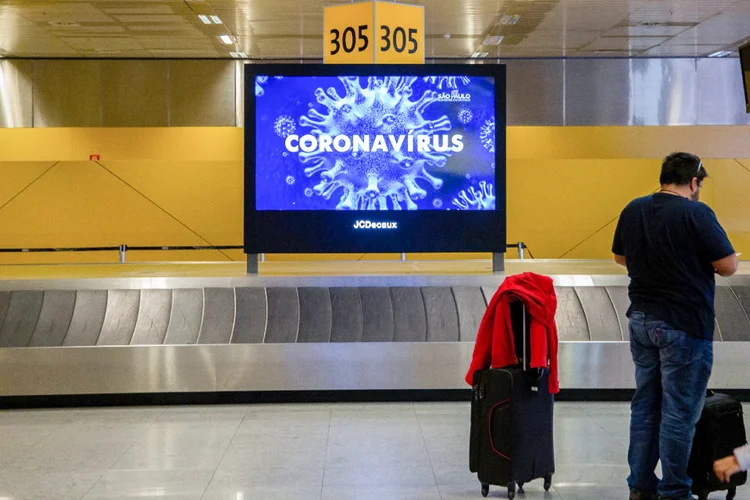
left=612, top=152, right=738, bottom=500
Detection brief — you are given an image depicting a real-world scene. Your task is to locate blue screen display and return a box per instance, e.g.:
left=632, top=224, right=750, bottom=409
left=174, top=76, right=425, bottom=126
left=255, top=75, right=497, bottom=211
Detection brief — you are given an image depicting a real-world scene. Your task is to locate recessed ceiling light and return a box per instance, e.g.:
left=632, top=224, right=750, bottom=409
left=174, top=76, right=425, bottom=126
left=708, top=50, right=732, bottom=58
left=443, top=33, right=451, bottom=39
left=210, top=15, right=223, bottom=24
left=498, top=14, right=521, bottom=25
left=48, top=21, right=81, bottom=27
left=219, top=35, right=234, bottom=45
left=198, top=15, right=211, bottom=24
left=483, top=35, right=504, bottom=46
left=230, top=51, right=247, bottom=58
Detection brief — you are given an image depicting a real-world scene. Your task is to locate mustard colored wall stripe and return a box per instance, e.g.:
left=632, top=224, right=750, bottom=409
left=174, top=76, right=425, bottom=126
left=0, top=127, right=748, bottom=265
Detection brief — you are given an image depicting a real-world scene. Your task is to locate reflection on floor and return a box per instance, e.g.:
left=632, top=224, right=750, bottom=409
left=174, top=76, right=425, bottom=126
left=0, top=402, right=749, bottom=499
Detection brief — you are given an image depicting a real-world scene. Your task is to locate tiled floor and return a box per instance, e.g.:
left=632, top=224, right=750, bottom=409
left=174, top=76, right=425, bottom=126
left=0, top=402, right=749, bottom=500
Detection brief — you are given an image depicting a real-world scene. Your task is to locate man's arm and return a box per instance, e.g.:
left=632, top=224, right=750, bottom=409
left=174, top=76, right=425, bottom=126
left=694, top=205, right=737, bottom=277
left=614, top=254, right=626, bottom=267
left=713, top=253, right=739, bottom=277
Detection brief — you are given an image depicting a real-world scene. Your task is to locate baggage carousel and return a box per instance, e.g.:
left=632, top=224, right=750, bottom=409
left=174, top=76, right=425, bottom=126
left=0, top=260, right=748, bottom=401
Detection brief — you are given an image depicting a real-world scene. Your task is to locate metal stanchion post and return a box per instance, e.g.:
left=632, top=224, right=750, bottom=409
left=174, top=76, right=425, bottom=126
left=518, top=242, right=525, bottom=260
left=119, top=244, right=127, bottom=263
left=400, top=252, right=406, bottom=261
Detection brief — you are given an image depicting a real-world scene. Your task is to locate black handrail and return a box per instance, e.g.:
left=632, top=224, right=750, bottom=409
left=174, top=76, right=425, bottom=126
left=0, top=243, right=533, bottom=259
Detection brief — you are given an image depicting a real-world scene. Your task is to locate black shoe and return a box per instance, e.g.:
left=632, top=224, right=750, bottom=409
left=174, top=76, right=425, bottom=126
left=630, top=489, right=659, bottom=500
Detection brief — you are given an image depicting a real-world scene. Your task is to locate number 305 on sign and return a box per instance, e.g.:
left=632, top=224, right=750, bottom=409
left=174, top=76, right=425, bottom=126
left=323, top=2, right=424, bottom=64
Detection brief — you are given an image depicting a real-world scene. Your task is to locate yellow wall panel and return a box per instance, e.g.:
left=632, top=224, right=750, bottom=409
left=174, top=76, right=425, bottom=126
left=0, top=127, right=748, bottom=264
left=0, top=162, right=57, bottom=208
left=102, top=161, right=244, bottom=247
left=0, top=161, right=230, bottom=263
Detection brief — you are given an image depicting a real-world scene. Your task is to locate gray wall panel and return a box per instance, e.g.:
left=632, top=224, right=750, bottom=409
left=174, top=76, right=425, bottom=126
left=0, top=60, right=33, bottom=128
left=264, top=287, right=300, bottom=343
left=330, top=288, right=363, bottom=343
left=728, top=287, right=750, bottom=341
left=130, top=290, right=171, bottom=345
left=575, top=287, right=622, bottom=341
left=421, top=287, right=459, bottom=342
left=28, top=291, right=76, bottom=347
left=197, top=288, right=235, bottom=345
left=0, top=291, right=43, bottom=347
left=630, top=58, right=697, bottom=126
left=232, top=287, right=267, bottom=344
left=297, top=288, right=332, bottom=343
left=163, top=289, right=203, bottom=345
left=360, top=287, right=394, bottom=342
left=32, top=60, right=102, bottom=127
left=605, top=286, right=631, bottom=341
left=63, top=290, right=107, bottom=346
left=452, top=287, right=487, bottom=342
left=555, top=287, right=590, bottom=341
left=97, top=290, right=140, bottom=345
left=391, top=287, right=427, bottom=342
left=169, top=60, right=235, bottom=126
left=565, top=59, right=631, bottom=126
left=505, top=59, right=564, bottom=126
left=697, top=58, right=750, bottom=126
left=101, top=60, right=169, bottom=127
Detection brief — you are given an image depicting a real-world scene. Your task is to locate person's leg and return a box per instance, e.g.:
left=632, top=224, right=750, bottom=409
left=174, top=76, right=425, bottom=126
left=656, top=325, right=713, bottom=500
left=627, top=312, right=662, bottom=498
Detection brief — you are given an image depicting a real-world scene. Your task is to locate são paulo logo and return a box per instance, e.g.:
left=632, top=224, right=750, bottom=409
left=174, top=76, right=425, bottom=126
left=436, top=89, right=471, bottom=102
left=353, top=220, right=398, bottom=230
left=285, top=133, right=464, bottom=154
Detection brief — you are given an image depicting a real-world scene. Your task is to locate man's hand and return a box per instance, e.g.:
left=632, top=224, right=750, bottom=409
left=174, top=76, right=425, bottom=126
left=614, top=254, right=626, bottom=267
left=714, top=455, right=742, bottom=483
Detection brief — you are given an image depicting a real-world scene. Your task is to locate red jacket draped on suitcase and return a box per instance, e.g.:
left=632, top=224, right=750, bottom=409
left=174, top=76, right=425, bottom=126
left=465, top=272, right=560, bottom=394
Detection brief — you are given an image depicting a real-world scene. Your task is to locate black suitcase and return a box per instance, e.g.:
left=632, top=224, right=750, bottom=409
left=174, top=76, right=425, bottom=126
left=689, top=391, right=747, bottom=500
left=469, top=301, right=555, bottom=499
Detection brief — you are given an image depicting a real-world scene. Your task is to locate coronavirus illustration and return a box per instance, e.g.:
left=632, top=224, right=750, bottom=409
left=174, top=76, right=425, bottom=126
left=452, top=181, right=495, bottom=210
left=480, top=117, right=496, bottom=153
left=255, top=75, right=283, bottom=97
left=274, top=115, right=296, bottom=138
left=255, top=75, right=269, bottom=97
left=298, top=76, right=455, bottom=210
left=423, top=76, right=470, bottom=90
left=458, top=107, right=473, bottom=125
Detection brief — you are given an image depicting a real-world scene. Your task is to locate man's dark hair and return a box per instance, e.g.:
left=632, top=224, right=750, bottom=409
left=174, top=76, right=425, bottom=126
left=660, top=152, right=708, bottom=186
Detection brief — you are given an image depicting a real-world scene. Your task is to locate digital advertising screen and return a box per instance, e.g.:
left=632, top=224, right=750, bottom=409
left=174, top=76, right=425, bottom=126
left=244, top=64, right=506, bottom=254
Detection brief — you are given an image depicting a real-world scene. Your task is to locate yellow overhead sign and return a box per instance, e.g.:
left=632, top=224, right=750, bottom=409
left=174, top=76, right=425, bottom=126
left=323, top=1, right=425, bottom=64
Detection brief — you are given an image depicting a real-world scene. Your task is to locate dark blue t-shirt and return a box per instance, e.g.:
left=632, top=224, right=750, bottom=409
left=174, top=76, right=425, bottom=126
left=612, top=193, right=734, bottom=340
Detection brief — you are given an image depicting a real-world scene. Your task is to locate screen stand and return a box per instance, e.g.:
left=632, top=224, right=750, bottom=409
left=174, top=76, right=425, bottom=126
left=492, top=253, right=505, bottom=273
left=246, top=254, right=259, bottom=275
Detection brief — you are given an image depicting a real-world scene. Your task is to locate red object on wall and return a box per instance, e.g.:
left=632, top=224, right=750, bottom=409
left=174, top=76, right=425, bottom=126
left=89, top=154, right=100, bottom=161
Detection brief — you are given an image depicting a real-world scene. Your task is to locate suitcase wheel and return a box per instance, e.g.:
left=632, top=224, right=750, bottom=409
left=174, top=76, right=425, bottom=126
left=727, top=487, right=737, bottom=500
left=481, top=483, right=489, bottom=497
left=544, top=474, right=552, bottom=491
left=517, top=482, right=524, bottom=493
left=696, top=492, right=709, bottom=500
left=508, top=481, right=516, bottom=500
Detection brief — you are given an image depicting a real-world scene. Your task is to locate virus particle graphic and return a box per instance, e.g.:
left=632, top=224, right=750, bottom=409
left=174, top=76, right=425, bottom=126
left=422, top=76, right=470, bottom=90
left=465, top=173, right=471, bottom=180
left=286, top=175, right=295, bottom=185
left=274, top=115, right=296, bottom=138
left=491, top=162, right=495, bottom=170
left=452, top=181, right=495, bottom=210
left=458, top=107, right=473, bottom=125
left=304, top=188, right=314, bottom=197
left=432, top=198, right=443, bottom=209
left=480, top=117, right=496, bottom=153
left=300, top=76, right=454, bottom=210
left=255, top=75, right=282, bottom=97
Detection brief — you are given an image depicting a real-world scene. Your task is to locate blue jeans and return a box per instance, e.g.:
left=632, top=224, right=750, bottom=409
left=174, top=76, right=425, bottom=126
left=627, top=311, right=713, bottom=500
